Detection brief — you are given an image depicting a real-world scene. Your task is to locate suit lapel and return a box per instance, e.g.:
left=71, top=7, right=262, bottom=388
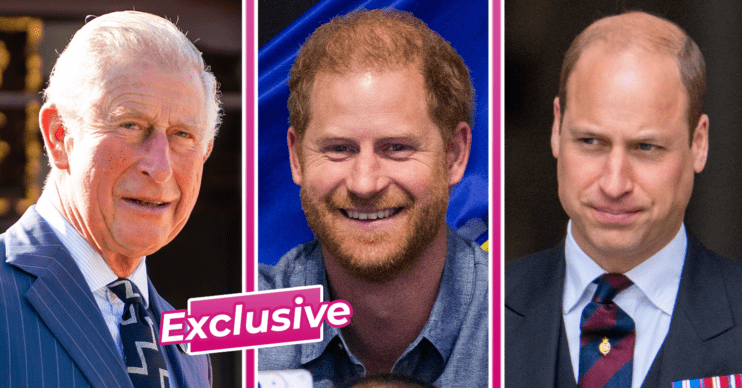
left=643, top=237, right=734, bottom=387
left=507, top=234, right=737, bottom=388
left=5, top=208, right=133, bottom=388
left=506, top=245, right=573, bottom=387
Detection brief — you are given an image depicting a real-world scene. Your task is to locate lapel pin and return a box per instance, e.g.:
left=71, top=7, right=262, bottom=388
left=599, top=337, right=611, bottom=356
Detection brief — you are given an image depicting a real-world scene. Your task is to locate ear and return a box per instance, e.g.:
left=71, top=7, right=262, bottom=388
left=39, top=103, right=70, bottom=170
left=691, top=113, right=709, bottom=173
left=203, top=139, right=214, bottom=161
left=287, top=127, right=303, bottom=186
left=446, top=122, right=471, bottom=186
left=551, top=97, right=562, bottom=159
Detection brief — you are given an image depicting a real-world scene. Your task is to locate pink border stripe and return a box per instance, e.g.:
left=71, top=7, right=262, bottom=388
left=492, top=0, right=502, bottom=387
left=244, top=0, right=255, bottom=385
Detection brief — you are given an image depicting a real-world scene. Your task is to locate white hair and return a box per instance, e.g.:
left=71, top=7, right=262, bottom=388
left=44, top=10, right=221, bottom=148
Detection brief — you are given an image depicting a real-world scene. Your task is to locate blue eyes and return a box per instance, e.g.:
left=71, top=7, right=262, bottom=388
left=120, top=123, right=193, bottom=140
left=578, top=138, right=661, bottom=153
left=323, top=143, right=414, bottom=160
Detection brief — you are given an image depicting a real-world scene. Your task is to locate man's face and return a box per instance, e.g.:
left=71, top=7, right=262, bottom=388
left=61, top=61, right=211, bottom=260
left=552, top=44, right=708, bottom=267
left=289, top=66, right=461, bottom=282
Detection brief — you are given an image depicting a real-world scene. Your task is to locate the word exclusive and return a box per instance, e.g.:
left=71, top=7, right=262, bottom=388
left=160, top=286, right=352, bottom=354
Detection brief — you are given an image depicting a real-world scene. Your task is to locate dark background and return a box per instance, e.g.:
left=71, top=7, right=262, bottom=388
left=0, top=1, right=242, bottom=387
left=506, top=1, right=742, bottom=264
left=259, top=0, right=320, bottom=48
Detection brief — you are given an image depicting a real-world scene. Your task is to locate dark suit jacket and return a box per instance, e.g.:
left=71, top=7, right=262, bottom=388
left=505, top=234, right=742, bottom=388
left=0, top=207, right=211, bottom=388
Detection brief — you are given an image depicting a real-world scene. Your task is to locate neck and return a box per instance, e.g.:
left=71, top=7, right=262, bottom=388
left=571, top=222, right=682, bottom=274
left=105, top=255, right=142, bottom=278
left=44, top=180, right=141, bottom=278
left=324, top=226, right=448, bottom=374
left=577, top=244, right=646, bottom=273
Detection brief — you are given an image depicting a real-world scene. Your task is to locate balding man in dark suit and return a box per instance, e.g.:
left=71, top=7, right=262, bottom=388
left=506, top=11, right=742, bottom=388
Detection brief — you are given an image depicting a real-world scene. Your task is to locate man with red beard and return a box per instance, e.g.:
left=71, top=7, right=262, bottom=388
left=258, top=10, right=489, bottom=387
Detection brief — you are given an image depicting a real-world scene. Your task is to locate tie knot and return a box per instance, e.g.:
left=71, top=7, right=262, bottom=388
left=107, top=278, right=144, bottom=306
left=592, top=273, right=632, bottom=304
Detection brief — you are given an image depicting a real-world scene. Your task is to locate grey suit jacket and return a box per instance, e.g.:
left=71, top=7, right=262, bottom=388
left=0, top=206, right=212, bottom=388
left=505, top=234, right=742, bottom=387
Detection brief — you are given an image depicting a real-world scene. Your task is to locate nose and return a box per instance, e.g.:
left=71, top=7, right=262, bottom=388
left=137, top=131, right=173, bottom=183
left=346, top=148, right=389, bottom=198
left=598, top=148, right=633, bottom=199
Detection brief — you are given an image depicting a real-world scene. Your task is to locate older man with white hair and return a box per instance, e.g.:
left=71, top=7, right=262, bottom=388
left=0, top=11, right=218, bottom=388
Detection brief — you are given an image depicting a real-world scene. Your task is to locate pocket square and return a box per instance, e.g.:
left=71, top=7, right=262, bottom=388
left=673, top=375, right=742, bottom=388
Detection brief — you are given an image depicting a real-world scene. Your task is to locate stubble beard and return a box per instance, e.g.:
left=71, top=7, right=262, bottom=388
left=300, top=171, right=449, bottom=283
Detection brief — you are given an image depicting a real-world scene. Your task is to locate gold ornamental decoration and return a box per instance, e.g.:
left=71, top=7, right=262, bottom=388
left=0, top=16, right=43, bottom=217
left=599, top=337, right=611, bottom=356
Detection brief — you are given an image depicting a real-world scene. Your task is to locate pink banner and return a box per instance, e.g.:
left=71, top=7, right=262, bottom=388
left=160, top=286, right=352, bottom=354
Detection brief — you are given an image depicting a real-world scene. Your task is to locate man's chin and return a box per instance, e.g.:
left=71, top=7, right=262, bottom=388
left=320, top=224, right=439, bottom=283
left=329, top=244, right=419, bottom=283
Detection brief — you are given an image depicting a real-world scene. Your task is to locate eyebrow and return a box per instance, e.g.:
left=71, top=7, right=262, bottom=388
left=376, top=135, right=422, bottom=145
left=313, top=136, right=355, bottom=146
left=105, top=106, right=148, bottom=123
left=106, top=106, right=203, bottom=131
left=564, top=126, right=600, bottom=138
left=314, top=134, right=422, bottom=146
left=567, top=125, right=670, bottom=144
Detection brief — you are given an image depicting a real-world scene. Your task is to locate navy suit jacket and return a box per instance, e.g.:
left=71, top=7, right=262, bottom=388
left=506, top=234, right=742, bottom=388
left=0, top=207, right=211, bottom=388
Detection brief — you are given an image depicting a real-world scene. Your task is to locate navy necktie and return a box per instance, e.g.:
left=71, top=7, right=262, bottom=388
left=108, top=279, right=170, bottom=388
left=578, top=273, right=635, bottom=388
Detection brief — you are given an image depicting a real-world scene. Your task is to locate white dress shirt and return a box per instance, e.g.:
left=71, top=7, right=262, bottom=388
left=35, top=193, right=175, bottom=387
left=563, top=220, right=686, bottom=388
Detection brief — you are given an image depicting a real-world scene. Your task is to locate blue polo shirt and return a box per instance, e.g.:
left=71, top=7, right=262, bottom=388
left=258, top=226, right=489, bottom=387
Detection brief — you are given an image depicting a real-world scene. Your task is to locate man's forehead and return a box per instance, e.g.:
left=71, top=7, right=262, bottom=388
left=573, top=42, right=680, bottom=77
left=108, top=61, right=203, bottom=88
left=563, top=43, right=690, bottom=137
left=105, top=103, right=205, bottom=127
left=301, top=66, right=439, bottom=143
left=310, top=67, right=428, bottom=113
left=567, top=43, right=685, bottom=109
left=86, top=64, right=207, bottom=123
left=309, top=65, right=427, bottom=111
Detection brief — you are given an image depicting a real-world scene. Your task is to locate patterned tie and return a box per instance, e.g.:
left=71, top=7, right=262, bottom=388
left=578, top=273, right=635, bottom=388
left=108, top=279, right=170, bottom=388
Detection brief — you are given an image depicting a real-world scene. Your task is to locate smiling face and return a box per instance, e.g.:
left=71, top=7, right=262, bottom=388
left=552, top=44, right=708, bottom=271
left=49, top=61, right=211, bottom=270
left=289, top=66, right=466, bottom=282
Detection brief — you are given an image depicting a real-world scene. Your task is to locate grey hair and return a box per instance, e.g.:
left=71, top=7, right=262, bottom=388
left=43, top=10, right=221, bottom=148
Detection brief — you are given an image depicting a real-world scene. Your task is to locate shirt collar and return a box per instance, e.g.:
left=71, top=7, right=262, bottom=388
left=299, top=226, right=472, bottom=366
left=35, top=193, right=150, bottom=307
left=563, top=220, right=685, bottom=316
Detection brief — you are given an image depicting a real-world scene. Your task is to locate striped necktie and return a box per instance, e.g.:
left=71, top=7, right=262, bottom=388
left=108, top=279, right=170, bottom=388
left=578, top=273, right=635, bottom=388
